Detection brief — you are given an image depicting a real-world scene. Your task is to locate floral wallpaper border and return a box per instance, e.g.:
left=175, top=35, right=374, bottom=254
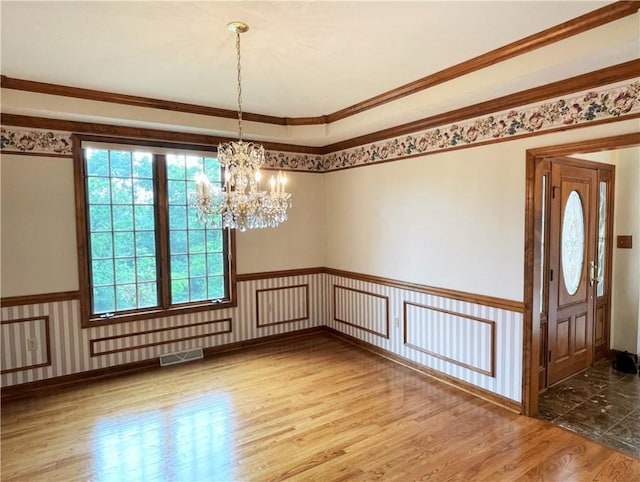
left=1, top=128, right=73, bottom=155
left=322, top=80, right=640, bottom=172
left=2, top=80, right=639, bottom=171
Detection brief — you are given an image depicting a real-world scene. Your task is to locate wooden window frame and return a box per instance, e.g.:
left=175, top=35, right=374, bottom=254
left=72, top=134, right=237, bottom=328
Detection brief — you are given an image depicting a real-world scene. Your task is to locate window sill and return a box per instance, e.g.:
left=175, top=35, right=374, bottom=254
left=82, top=298, right=237, bottom=328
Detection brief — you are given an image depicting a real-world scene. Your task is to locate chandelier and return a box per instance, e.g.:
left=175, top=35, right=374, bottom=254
left=193, top=21, right=291, bottom=232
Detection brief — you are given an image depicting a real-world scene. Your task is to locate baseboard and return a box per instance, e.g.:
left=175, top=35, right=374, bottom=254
left=322, top=326, right=522, bottom=414
left=2, top=325, right=523, bottom=413
left=610, top=348, right=639, bottom=361
left=1, top=327, right=324, bottom=402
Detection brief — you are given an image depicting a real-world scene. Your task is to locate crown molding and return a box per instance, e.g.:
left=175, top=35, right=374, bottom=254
left=3, top=77, right=639, bottom=172
left=1, top=1, right=637, bottom=128
left=322, top=1, right=640, bottom=123
left=321, top=80, right=640, bottom=171
left=0, top=75, right=287, bottom=126
left=324, top=60, right=640, bottom=153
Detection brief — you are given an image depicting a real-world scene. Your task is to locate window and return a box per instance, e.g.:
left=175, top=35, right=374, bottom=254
left=74, top=135, right=235, bottom=326
left=596, top=180, right=607, bottom=297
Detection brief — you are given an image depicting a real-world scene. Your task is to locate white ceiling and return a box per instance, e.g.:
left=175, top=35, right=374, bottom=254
left=1, top=0, right=616, bottom=121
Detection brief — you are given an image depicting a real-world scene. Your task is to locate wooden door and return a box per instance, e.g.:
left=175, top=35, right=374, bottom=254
left=547, top=162, right=598, bottom=385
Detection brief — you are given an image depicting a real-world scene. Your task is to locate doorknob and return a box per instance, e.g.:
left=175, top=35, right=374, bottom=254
left=590, top=260, right=602, bottom=286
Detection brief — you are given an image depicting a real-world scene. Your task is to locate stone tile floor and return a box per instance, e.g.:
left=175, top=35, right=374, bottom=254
left=537, top=360, right=639, bottom=459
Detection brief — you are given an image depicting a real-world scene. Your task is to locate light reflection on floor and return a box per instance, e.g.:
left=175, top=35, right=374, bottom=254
left=93, top=394, right=234, bottom=481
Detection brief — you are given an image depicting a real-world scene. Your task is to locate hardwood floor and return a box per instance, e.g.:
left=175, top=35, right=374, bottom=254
left=2, top=333, right=639, bottom=481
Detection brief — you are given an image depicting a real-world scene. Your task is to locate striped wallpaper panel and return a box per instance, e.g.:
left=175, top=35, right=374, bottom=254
left=404, top=302, right=495, bottom=376
left=333, top=285, right=389, bottom=339
left=1, top=316, right=51, bottom=374
left=1, top=275, right=323, bottom=387
left=325, top=274, right=523, bottom=402
left=256, top=284, right=309, bottom=327
left=1, top=271, right=522, bottom=404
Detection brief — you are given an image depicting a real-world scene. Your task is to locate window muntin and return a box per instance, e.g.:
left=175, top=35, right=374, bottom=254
left=86, top=149, right=158, bottom=314
left=597, top=181, right=607, bottom=297
left=561, top=190, right=585, bottom=296
left=79, top=138, right=233, bottom=324
left=540, top=174, right=546, bottom=313
left=166, top=154, right=226, bottom=304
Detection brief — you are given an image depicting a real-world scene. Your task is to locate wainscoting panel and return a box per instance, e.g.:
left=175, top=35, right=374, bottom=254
left=326, top=273, right=523, bottom=403
left=333, top=285, right=389, bottom=339
left=90, top=318, right=233, bottom=356
left=2, top=270, right=522, bottom=405
left=404, top=302, right=495, bottom=376
left=1, top=274, right=323, bottom=387
left=1, top=316, right=51, bottom=374
left=256, top=284, right=309, bottom=328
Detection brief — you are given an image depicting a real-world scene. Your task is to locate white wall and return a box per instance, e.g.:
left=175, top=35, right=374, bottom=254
left=0, top=160, right=324, bottom=297
left=0, top=154, right=326, bottom=388
left=236, top=172, right=324, bottom=274
left=324, top=145, right=523, bottom=300
left=323, top=121, right=639, bottom=303
left=611, top=147, right=640, bottom=354
left=1, top=154, right=79, bottom=296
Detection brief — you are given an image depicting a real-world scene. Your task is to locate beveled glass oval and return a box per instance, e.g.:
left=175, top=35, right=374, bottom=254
left=561, top=190, right=584, bottom=296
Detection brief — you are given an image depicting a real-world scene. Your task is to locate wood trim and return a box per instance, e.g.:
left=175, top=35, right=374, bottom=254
left=255, top=284, right=310, bottom=328
left=3, top=60, right=638, bottom=165
left=2, top=2, right=637, bottom=127
left=237, top=267, right=325, bottom=282
left=324, top=327, right=521, bottom=413
left=1, top=291, right=80, bottom=307
left=83, top=296, right=237, bottom=328
left=0, top=75, right=288, bottom=126
left=324, top=3, right=640, bottom=123
left=0, top=151, right=72, bottom=159
left=402, top=301, right=496, bottom=377
left=72, top=133, right=219, bottom=153
left=323, top=60, right=640, bottom=153
left=598, top=168, right=615, bottom=361
left=72, top=134, right=239, bottom=328
left=321, top=114, right=640, bottom=173
left=523, top=132, right=637, bottom=416
left=0, top=114, right=325, bottom=156
left=155, top=154, right=171, bottom=309
left=610, top=348, right=639, bottom=361
left=528, top=132, right=640, bottom=159
left=523, top=152, right=543, bottom=416
left=0, top=316, right=52, bottom=375
left=284, top=115, right=329, bottom=126
left=332, top=284, right=390, bottom=339
left=3, top=101, right=637, bottom=176
left=325, top=267, right=524, bottom=313
left=89, top=318, right=232, bottom=356
left=0, top=326, right=324, bottom=402
left=72, top=134, right=93, bottom=328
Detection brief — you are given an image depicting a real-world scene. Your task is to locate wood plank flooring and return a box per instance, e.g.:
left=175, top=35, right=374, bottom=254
left=2, top=333, right=639, bottom=481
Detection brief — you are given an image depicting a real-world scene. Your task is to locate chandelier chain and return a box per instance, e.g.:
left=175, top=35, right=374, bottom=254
left=191, top=21, right=292, bottom=232
left=236, top=31, right=243, bottom=142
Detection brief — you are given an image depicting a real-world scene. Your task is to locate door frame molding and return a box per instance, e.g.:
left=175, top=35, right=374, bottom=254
left=522, top=132, right=640, bottom=416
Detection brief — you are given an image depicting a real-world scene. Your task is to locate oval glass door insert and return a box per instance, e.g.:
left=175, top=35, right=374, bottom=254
left=561, top=190, right=585, bottom=295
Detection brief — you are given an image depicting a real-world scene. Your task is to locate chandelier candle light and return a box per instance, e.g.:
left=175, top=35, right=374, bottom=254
left=192, top=21, right=291, bottom=231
